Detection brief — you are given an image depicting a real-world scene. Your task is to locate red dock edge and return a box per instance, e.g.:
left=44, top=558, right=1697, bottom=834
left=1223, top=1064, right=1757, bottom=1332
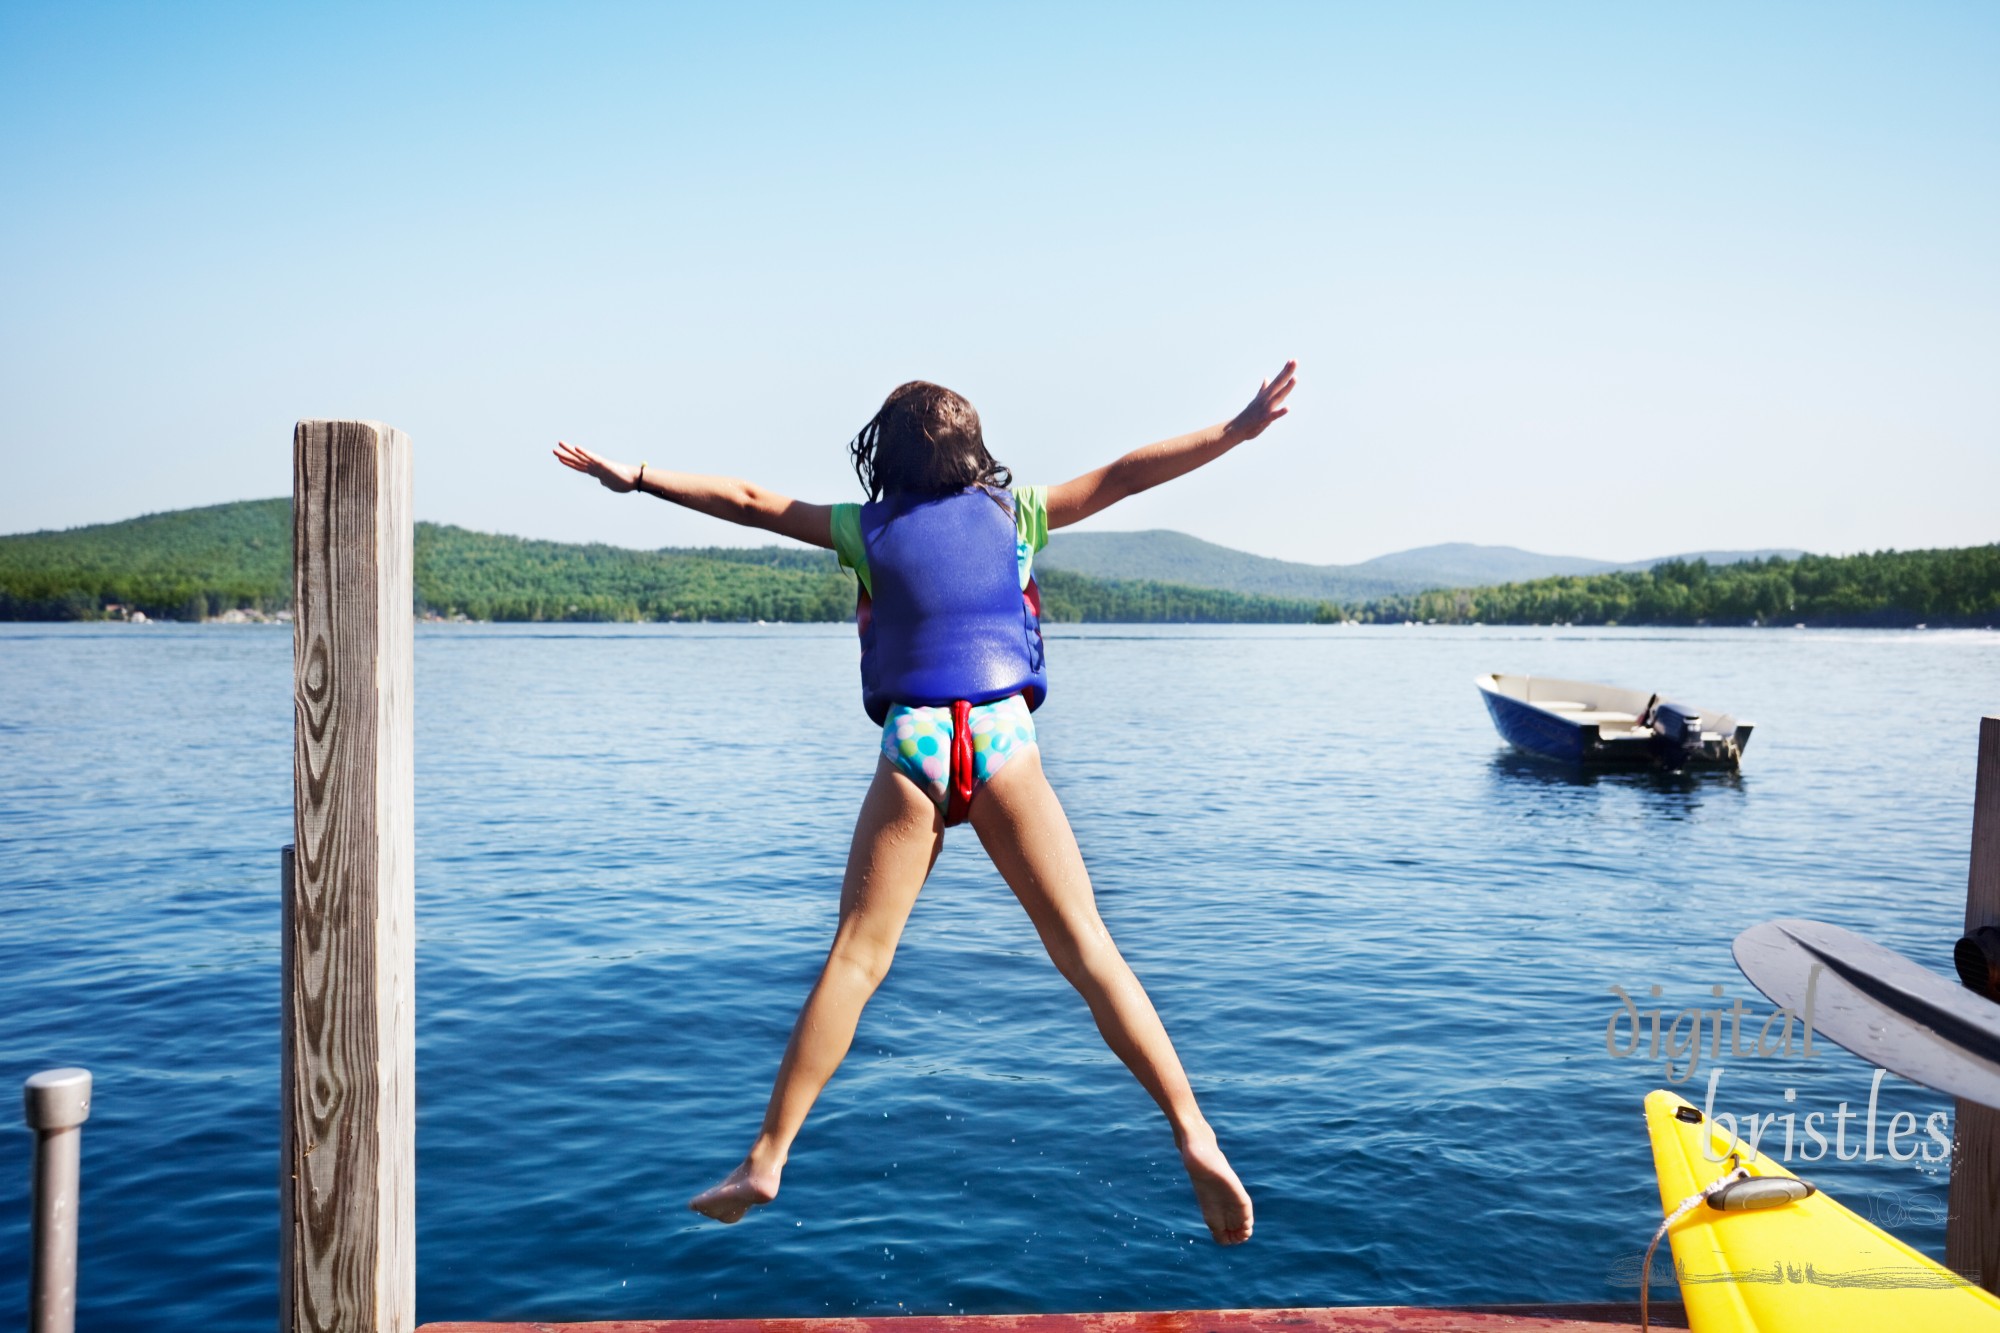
left=420, top=1302, right=1686, bottom=1333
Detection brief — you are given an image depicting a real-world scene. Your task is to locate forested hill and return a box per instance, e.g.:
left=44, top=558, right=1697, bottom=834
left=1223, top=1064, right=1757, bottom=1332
left=0, top=499, right=1323, bottom=624
left=1349, top=546, right=2000, bottom=628
left=4, top=499, right=1992, bottom=627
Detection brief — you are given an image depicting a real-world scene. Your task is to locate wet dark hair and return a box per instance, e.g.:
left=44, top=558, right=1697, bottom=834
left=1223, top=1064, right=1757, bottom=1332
left=849, top=381, right=1011, bottom=502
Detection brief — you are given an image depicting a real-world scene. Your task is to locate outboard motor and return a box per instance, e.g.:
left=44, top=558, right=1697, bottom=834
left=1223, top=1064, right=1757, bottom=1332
left=1651, top=701, right=1705, bottom=765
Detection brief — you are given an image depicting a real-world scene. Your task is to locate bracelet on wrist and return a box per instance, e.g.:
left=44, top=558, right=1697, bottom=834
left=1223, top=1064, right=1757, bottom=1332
left=635, top=462, right=648, bottom=493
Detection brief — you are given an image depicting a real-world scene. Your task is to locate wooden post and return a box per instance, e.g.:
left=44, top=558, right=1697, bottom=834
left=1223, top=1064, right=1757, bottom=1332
left=1949, top=716, right=2000, bottom=1289
left=285, top=420, right=415, bottom=1333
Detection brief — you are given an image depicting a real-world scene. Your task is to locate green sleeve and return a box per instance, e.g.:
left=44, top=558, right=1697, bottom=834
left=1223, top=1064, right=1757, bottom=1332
left=829, top=503, right=870, bottom=595
left=1013, top=485, right=1049, bottom=554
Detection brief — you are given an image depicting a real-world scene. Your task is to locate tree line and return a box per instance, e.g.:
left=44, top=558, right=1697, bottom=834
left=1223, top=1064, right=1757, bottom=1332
left=4, top=499, right=1991, bottom=627
left=1344, top=546, right=2000, bottom=628
left=0, top=499, right=1319, bottom=624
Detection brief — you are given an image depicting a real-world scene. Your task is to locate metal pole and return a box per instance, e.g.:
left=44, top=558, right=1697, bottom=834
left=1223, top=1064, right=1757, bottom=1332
left=24, top=1067, right=91, bottom=1333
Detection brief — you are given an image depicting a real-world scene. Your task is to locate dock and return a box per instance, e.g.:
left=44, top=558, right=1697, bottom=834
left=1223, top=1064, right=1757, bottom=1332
left=418, top=1305, right=1685, bottom=1332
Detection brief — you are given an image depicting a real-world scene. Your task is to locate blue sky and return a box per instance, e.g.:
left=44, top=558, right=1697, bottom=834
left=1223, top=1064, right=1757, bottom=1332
left=3, top=2, right=1994, bottom=563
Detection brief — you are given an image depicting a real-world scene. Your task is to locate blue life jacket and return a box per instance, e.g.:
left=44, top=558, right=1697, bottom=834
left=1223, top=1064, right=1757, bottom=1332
left=856, top=488, right=1048, bottom=726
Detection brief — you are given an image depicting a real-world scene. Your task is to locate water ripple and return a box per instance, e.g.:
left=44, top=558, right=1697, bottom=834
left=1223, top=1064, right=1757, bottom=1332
left=0, top=622, right=1991, bottom=1327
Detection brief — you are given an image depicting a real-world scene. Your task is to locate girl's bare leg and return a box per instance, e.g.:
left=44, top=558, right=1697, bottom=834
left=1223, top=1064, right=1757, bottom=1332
left=690, top=758, right=943, bottom=1222
left=969, top=750, right=1253, bottom=1245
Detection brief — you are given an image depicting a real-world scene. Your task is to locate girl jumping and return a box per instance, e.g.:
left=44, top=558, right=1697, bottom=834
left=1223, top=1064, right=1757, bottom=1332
left=553, top=360, right=1296, bottom=1245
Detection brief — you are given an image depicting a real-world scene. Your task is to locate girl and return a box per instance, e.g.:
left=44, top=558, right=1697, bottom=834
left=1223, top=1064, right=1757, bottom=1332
left=553, top=360, right=1295, bottom=1245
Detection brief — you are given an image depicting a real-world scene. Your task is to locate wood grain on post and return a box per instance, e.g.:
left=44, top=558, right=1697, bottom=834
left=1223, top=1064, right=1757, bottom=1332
left=286, top=420, right=415, bottom=1333
left=1949, top=715, right=2000, bottom=1290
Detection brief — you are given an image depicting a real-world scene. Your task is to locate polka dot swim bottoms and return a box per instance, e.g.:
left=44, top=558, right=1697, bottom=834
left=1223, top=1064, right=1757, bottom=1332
left=881, top=693, right=1037, bottom=817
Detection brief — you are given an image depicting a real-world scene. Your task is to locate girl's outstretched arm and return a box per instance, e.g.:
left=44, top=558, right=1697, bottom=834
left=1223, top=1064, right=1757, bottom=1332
left=1045, top=359, right=1296, bottom=530
left=552, top=441, right=835, bottom=549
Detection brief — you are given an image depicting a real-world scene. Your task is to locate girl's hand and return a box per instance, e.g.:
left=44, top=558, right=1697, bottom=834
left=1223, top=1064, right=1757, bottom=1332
left=553, top=440, right=641, bottom=493
left=1225, top=359, right=1298, bottom=443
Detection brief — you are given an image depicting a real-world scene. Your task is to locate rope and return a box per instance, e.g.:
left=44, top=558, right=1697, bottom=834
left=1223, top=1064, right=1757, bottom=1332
left=1640, top=1166, right=1749, bottom=1333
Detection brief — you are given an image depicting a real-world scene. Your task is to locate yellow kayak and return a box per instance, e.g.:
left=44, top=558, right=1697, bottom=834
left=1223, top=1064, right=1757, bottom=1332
left=1644, top=1088, right=2000, bottom=1331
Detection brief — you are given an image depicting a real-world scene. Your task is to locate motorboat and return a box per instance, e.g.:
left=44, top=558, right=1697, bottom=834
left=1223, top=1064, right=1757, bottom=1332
left=1476, top=673, right=1751, bottom=768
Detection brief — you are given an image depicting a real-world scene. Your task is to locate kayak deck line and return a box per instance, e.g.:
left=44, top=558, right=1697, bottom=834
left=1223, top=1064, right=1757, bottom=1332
left=418, top=1302, right=1689, bottom=1333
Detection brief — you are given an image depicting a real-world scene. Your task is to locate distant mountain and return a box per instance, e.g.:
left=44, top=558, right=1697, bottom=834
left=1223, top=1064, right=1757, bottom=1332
left=1608, top=548, right=1806, bottom=572
left=1036, top=530, right=1416, bottom=602
left=1037, top=530, right=1806, bottom=600
left=1347, top=542, right=1807, bottom=584
left=1343, top=542, right=1619, bottom=586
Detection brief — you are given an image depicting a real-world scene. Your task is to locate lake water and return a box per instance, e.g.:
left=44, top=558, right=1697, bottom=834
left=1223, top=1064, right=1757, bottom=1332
left=2, top=622, right=1996, bottom=1329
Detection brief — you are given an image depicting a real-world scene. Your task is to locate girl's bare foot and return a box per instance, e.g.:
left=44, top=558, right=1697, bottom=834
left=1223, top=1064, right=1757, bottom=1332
left=1180, top=1132, right=1253, bottom=1245
left=689, top=1159, right=782, bottom=1224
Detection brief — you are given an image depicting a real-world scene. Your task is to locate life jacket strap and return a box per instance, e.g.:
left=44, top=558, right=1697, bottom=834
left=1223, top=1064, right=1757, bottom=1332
left=944, top=698, right=976, bottom=826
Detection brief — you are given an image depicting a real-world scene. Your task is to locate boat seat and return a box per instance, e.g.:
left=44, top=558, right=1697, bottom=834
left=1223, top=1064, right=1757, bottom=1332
left=1531, top=700, right=1588, bottom=712
left=1571, top=711, right=1644, bottom=725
